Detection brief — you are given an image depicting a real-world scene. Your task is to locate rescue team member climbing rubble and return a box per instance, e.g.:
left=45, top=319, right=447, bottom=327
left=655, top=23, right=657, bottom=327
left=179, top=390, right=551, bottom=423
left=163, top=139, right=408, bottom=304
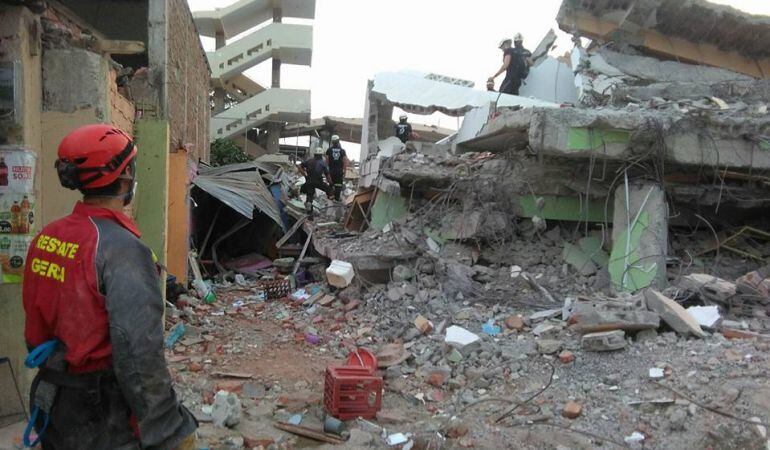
left=325, top=134, right=349, bottom=201
left=23, top=124, right=197, bottom=450
left=298, top=146, right=333, bottom=219
left=395, top=114, right=413, bottom=143
left=489, top=33, right=531, bottom=95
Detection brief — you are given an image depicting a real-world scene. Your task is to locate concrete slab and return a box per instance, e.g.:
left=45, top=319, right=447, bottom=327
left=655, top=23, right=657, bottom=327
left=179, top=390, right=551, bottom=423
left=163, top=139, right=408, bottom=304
left=644, top=289, right=707, bottom=338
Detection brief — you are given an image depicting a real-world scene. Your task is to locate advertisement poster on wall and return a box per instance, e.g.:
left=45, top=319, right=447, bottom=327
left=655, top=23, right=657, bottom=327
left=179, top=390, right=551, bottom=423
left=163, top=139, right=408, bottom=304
left=0, top=146, right=36, bottom=283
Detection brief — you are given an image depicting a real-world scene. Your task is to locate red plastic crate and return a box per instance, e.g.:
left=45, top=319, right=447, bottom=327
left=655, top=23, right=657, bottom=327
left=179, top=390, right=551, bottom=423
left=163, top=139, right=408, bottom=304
left=324, top=365, right=383, bottom=420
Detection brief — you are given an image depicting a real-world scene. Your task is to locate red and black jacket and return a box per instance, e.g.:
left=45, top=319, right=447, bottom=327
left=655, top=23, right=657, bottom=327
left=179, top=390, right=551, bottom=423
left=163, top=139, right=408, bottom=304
left=23, top=202, right=196, bottom=449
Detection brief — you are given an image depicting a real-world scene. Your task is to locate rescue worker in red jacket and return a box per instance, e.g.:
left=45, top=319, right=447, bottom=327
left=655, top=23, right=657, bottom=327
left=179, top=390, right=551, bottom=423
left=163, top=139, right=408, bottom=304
left=23, top=124, right=197, bottom=450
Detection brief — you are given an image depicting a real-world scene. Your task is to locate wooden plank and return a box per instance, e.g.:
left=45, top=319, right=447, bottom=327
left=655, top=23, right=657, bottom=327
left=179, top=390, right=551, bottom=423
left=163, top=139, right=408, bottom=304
left=273, top=422, right=346, bottom=445
left=276, top=216, right=307, bottom=248
left=292, top=228, right=313, bottom=275
left=95, top=40, right=146, bottom=55
left=167, top=151, right=190, bottom=280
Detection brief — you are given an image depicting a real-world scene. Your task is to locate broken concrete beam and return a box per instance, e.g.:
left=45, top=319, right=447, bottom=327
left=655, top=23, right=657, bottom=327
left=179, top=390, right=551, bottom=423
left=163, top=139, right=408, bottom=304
left=527, top=108, right=770, bottom=170
left=530, top=29, right=558, bottom=66
left=439, top=210, right=508, bottom=240
left=581, top=330, right=626, bottom=352
left=569, top=300, right=660, bottom=334
left=610, top=180, right=668, bottom=292
left=644, top=289, right=707, bottom=338
left=679, top=274, right=737, bottom=305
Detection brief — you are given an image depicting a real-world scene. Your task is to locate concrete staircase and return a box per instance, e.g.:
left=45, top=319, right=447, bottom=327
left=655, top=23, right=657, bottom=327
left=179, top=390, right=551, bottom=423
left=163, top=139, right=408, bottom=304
left=207, top=22, right=312, bottom=83
left=211, top=88, right=310, bottom=140
left=193, top=0, right=315, bottom=144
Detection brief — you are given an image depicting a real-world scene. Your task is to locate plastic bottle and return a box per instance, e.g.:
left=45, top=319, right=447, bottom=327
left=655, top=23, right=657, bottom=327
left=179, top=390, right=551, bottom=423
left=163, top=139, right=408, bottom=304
left=0, top=158, right=8, bottom=187
left=20, top=196, right=30, bottom=234
left=192, top=279, right=216, bottom=304
left=10, top=201, right=20, bottom=234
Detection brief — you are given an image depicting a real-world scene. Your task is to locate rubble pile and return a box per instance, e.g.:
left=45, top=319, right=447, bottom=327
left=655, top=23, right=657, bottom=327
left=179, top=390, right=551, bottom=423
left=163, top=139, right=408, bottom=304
left=169, top=0, right=770, bottom=448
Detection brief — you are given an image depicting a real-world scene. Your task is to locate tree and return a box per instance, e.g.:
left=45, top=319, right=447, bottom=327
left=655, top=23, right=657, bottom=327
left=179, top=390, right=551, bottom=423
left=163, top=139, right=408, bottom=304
left=209, top=139, right=253, bottom=166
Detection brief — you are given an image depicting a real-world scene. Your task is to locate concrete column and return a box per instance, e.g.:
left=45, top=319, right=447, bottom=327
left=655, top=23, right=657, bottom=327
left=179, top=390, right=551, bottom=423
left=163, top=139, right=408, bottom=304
left=377, top=101, right=394, bottom=139
left=272, top=58, right=281, bottom=88
left=266, top=122, right=281, bottom=153
left=212, top=31, right=226, bottom=114
left=271, top=7, right=282, bottom=88
left=609, top=179, right=668, bottom=292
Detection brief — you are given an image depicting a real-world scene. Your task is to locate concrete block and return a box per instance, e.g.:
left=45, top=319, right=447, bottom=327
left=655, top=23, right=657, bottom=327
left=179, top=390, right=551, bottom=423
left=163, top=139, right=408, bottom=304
left=644, top=289, right=706, bottom=338
left=581, top=330, right=626, bottom=352
left=42, top=49, right=107, bottom=116
left=570, top=300, right=660, bottom=333
left=326, top=260, right=355, bottom=288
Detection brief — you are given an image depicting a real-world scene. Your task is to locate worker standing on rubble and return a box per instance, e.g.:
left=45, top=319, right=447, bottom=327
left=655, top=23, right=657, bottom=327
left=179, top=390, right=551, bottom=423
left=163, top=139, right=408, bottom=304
left=22, top=124, right=197, bottom=450
left=325, top=134, right=349, bottom=202
left=299, top=147, right=333, bottom=219
left=395, top=114, right=413, bottom=143
left=489, top=33, right=531, bottom=95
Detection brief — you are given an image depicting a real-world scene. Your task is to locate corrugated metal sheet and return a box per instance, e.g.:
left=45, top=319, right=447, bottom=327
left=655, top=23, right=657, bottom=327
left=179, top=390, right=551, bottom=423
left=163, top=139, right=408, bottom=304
left=372, top=71, right=559, bottom=117
left=193, top=161, right=284, bottom=228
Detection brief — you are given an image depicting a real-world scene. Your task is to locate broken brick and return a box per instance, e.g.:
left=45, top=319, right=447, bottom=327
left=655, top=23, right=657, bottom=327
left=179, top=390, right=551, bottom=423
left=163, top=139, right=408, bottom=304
left=427, top=372, right=445, bottom=387
left=562, top=401, right=583, bottom=419
left=721, top=327, right=761, bottom=340
left=505, top=315, right=524, bottom=331
left=318, top=295, right=336, bottom=307
left=414, top=314, right=434, bottom=334
left=559, top=351, right=575, bottom=364
left=344, top=299, right=361, bottom=312
left=215, top=380, right=245, bottom=394
left=445, top=421, right=470, bottom=439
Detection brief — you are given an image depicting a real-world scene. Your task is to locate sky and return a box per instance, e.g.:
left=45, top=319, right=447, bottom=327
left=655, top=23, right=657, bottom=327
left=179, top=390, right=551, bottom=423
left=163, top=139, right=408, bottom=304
left=187, top=0, right=770, bottom=159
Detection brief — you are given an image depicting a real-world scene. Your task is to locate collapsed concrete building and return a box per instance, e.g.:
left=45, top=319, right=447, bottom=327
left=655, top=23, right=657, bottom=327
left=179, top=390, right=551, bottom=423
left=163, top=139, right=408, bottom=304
left=339, top=0, right=770, bottom=296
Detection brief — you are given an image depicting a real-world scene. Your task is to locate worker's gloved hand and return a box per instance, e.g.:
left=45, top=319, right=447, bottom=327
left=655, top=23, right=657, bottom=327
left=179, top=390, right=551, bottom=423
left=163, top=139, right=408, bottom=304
left=173, top=433, right=197, bottom=450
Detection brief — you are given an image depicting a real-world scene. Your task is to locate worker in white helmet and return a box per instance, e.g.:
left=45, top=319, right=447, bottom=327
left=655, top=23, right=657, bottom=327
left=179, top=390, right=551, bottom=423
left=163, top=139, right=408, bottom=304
left=297, top=147, right=332, bottom=219
left=489, top=33, right=531, bottom=95
left=325, top=134, right=349, bottom=201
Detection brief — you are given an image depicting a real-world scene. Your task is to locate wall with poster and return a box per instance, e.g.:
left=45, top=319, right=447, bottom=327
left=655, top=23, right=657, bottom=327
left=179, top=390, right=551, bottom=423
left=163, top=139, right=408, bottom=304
left=0, top=146, right=36, bottom=283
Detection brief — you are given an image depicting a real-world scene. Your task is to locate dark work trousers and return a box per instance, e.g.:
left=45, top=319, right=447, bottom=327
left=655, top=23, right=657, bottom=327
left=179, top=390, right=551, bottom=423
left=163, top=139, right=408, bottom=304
left=34, top=373, right=140, bottom=450
left=330, top=169, right=344, bottom=201
left=302, top=179, right=331, bottom=205
left=500, top=76, right=521, bottom=95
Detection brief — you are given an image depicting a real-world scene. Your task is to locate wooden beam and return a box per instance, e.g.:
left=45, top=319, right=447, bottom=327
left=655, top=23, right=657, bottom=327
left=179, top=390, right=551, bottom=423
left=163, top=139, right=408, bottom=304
left=559, top=11, right=770, bottom=79
left=94, top=40, right=146, bottom=55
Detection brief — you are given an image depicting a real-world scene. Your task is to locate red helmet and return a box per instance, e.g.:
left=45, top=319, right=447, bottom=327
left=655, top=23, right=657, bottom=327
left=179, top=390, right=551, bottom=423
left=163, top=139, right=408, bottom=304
left=56, top=124, right=137, bottom=190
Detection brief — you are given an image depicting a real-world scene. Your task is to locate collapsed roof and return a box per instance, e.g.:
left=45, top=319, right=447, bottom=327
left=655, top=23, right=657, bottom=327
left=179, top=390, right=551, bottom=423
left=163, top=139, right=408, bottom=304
left=192, top=161, right=286, bottom=228
left=557, top=0, right=770, bottom=78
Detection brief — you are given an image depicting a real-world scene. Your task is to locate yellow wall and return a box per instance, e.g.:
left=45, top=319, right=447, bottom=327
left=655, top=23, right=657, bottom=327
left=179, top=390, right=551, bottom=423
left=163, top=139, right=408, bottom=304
left=39, top=110, right=101, bottom=224
left=0, top=5, right=42, bottom=403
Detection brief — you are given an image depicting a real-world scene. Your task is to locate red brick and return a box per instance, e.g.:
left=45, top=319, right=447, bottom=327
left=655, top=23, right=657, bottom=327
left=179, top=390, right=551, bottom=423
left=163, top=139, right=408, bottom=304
left=344, top=300, right=360, bottom=311
left=427, top=372, right=445, bottom=387
left=414, top=315, right=434, bottom=334
left=562, top=401, right=582, bottom=419
left=559, top=351, right=575, bottom=364
left=445, top=422, right=469, bottom=439
left=505, top=315, right=524, bottom=331
left=215, top=380, right=245, bottom=394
